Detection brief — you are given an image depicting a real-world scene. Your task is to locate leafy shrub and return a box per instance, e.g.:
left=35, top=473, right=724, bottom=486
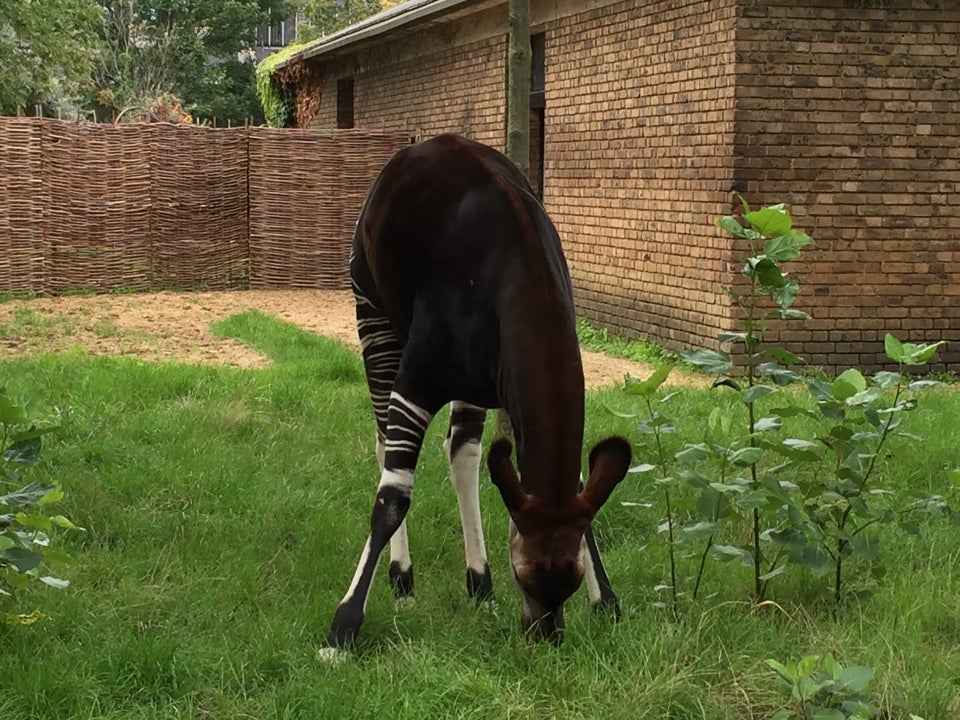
left=0, top=387, right=79, bottom=624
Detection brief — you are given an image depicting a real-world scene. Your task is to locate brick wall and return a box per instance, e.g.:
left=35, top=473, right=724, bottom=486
left=735, top=0, right=960, bottom=371
left=543, top=0, right=738, bottom=351
left=299, top=0, right=959, bottom=372
left=311, top=4, right=507, bottom=148
left=305, top=0, right=740, bottom=355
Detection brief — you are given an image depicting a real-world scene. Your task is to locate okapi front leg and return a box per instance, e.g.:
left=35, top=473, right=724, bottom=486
left=324, top=392, right=433, bottom=650
left=445, top=401, right=493, bottom=601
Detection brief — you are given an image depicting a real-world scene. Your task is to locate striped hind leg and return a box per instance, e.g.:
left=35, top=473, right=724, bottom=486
left=578, top=475, right=620, bottom=616
left=444, top=401, right=493, bottom=600
left=582, top=524, right=620, bottom=617
left=325, top=388, right=434, bottom=649
left=325, top=282, right=427, bottom=649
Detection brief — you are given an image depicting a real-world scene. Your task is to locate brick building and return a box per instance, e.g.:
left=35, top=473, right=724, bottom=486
left=275, top=0, right=959, bottom=372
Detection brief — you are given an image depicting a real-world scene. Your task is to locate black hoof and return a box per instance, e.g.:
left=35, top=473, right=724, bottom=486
left=466, top=564, right=494, bottom=602
left=592, top=594, right=622, bottom=621
left=327, top=603, right=363, bottom=649
left=389, top=561, right=415, bottom=598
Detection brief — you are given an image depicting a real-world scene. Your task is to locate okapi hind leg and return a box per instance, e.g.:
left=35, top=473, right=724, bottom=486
left=582, top=524, right=621, bottom=618
left=324, top=392, right=434, bottom=651
left=377, top=434, right=415, bottom=599
left=445, top=401, right=493, bottom=601
left=579, top=476, right=621, bottom=618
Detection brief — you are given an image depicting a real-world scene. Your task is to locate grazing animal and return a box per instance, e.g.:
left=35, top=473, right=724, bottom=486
left=324, top=134, right=631, bottom=652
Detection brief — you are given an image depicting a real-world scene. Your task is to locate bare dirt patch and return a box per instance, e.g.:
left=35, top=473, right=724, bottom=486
left=0, top=290, right=696, bottom=389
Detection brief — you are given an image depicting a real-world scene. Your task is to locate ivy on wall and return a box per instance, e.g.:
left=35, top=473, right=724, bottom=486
left=256, top=43, right=308, bottom=128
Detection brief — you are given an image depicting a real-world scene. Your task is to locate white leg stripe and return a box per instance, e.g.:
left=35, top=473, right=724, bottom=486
left=449, top=441, right=488, bottom=573
left=342, top=537, right=379, bottom=613
left=581, top=535, right=602, bottom=605
left=390, top=392, right=432, bottom=424
left=379, top=468, right=414, bottom=491
left=390, top=520, right=412, bottom=571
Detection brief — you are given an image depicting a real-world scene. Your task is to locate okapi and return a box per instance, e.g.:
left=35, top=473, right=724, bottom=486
left=324, top=133, right=632, bottom=653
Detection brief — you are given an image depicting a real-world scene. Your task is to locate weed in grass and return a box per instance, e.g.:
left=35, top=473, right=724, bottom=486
left=92, top=317, right=118, bottom=339
left=576, top=317, right=677, bottom=366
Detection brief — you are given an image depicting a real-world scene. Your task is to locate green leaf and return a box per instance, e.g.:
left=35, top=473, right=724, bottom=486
left=730, top=447, right=764, bottom=467
left=778, top=308, right=812, bottom=321
left=718, top=332, right=748, bottom=345
left=812, top=710, right=845, bottom=720
left=4, top=437, right=41, bottom=465
left=846, top=388, right=881, bottom=407
left=884, top=334, right=905, bottom=362
left=752, top=416, right=783, bottom=432
left=42, top=549, right=74, bottom=565
left=764, top=347, right=805, bottom=366
left=0, top=395, right=28, bottom=426
left=796, top=654, right=820, bottom=679
left=759, top=565, right=786, bottom=582
left=745, top=206, right=792, bottom=236
left=851, top=535, right=881, bottom=561
left=49, top=515, right=82, bottom=531
left=821, top=653, right=842, bottom=680
left=0, top=483, right=57, bottom=508
left=832, top=369, right=867, bottom=401
left=770, top=279, right=800, bottom=311
left=902, top=340, right=946, bottom=365
left=743, top=384, right=778, bottom=405
left=39, top=489, right=64, bottom=505
left=675, top=444, right=711, bottom=465
left=716, top=215, right=748, bottom=238
left=747, top=257, right=789, bottom=288
left=628, top=463, right=656, bottom=474
left=712, top=544, right=750, bottom=562
left=712, top=377, right=741, bottom=392
left=624, top=365, right=673, bottom=396
left=757, top=363, right=801, bottom=386
left=908, top=380, right=944, bottom=392
left=837, top=666, right=874, bottom=693
left=682, top=521, right=719, bottom=540
left=872, top=371, right=902, bottom=389
left=765, top=658, right=797, bottom=683
left=680, top=349, right=732, bottom=374
left=13, top=513, right=52, bottom=531
left=0, top=547, right=43, bottom=573
left=39, top=576, right=70, bottom=589
left=764, top=229, right=813, bottom=261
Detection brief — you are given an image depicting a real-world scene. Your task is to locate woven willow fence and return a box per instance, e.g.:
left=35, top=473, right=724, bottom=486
left=0, top=118, right=409, bottom=294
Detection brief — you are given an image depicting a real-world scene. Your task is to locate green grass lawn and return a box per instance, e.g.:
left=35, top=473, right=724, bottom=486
left=1, top=310, right=959, bottom=719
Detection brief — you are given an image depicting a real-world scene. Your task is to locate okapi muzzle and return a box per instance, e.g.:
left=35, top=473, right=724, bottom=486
left=488, top=436, right=632, bottom=643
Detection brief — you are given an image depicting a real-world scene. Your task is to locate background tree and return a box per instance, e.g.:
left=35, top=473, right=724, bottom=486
left=295, top=0, right=398, bottom=42
left=0, top=0, right=101, bottom=116
left=90, top=0, right=292, bottom=125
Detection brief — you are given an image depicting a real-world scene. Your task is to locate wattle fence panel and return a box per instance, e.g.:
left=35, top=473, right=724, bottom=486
left=0, top=119, right=46, bottom=292
left=0, top=118, right=409, bottom=294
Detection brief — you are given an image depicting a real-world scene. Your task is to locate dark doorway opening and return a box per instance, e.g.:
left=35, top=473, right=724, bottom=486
left=337, top=78, right=355, bottom=129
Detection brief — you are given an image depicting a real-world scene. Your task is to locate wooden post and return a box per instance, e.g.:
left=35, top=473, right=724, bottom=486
left=497, top=0, right=532, bottom=440
left=505, top=0, right=531, bottom=180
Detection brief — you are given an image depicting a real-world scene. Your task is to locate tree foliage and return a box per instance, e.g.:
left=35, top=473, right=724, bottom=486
left=0, top=0, right=101, bottom=116
left=296, top=0, right=398, bottom=42
left=90, top=0, right=292, bottom=125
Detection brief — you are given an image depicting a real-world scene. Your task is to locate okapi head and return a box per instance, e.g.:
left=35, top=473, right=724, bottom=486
left=488, top=435, right=632, bottom=642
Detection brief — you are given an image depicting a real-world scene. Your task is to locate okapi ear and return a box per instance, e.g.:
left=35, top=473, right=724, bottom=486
left=487, top=438, right=528, bottom=515
left=580, top=436, right=632, bottom=515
